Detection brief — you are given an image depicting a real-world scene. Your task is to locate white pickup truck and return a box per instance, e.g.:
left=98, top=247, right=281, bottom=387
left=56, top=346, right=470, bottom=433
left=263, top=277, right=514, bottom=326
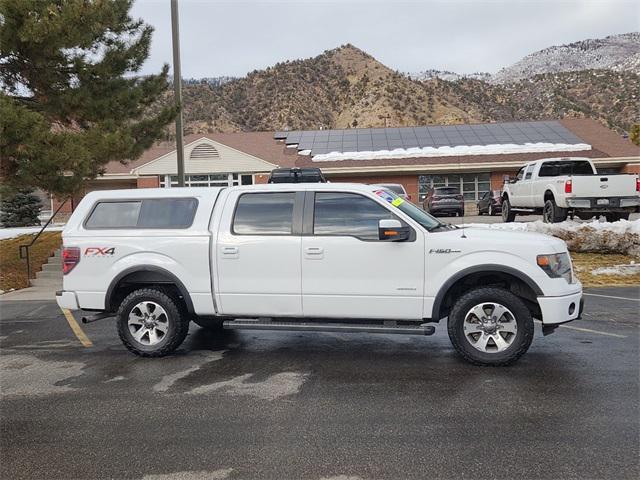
left=56, top=183, right=583, bottom=366
left=502, top=157, right=639, bottom=223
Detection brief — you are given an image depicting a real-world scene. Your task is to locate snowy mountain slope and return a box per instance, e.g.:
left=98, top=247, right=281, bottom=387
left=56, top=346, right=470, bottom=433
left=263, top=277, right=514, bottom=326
left=491, top=32, right=640, bottom=83
left=407, top=69, right=491, bottom=82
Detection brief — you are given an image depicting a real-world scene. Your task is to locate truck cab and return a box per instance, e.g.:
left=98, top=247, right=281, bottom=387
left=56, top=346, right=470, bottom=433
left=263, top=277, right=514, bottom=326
left=57, top=183, right=583, bottom=366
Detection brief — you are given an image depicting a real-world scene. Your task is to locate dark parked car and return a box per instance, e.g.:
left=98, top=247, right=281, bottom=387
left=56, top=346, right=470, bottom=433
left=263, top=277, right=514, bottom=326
left=423, top=187, right=464, bottom=216
left=477, top=190, right=503, bottom=216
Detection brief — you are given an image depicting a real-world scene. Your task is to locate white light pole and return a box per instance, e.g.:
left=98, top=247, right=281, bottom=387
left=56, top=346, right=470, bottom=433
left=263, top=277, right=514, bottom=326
left=171, top=0, right=185, bottom=187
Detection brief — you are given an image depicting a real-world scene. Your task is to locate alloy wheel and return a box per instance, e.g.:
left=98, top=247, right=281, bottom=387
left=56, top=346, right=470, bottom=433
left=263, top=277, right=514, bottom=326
left=128, top=301, right=169, bottom=346
left=463, top=302, right=517, bottom=353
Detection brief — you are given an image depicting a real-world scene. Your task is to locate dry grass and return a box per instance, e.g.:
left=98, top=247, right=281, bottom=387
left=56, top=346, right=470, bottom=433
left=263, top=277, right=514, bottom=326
left=0, top=232, right=62, bottom=291
left=572, top=252, right=640, bottom=287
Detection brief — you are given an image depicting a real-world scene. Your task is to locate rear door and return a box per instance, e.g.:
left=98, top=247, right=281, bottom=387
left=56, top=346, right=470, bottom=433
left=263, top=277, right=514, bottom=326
left=301, top=191, right=425, bottom=320
left=215, top=190, right=304, bottom=317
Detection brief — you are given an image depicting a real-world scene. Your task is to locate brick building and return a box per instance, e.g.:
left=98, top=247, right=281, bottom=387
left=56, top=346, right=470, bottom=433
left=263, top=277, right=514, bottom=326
left=51, top=118, right=639, bottom=215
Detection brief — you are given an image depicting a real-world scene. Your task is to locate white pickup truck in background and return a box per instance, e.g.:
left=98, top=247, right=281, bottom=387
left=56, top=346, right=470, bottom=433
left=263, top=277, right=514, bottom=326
left=502, top=157, right=640, bottom=223
left=56, top=183, right=583, bottom=366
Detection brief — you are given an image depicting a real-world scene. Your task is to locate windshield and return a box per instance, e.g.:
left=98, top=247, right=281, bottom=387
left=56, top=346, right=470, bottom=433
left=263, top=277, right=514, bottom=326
left=434, top=187, right=460, bottom=195
left=373, top=188, right=444, bottom=231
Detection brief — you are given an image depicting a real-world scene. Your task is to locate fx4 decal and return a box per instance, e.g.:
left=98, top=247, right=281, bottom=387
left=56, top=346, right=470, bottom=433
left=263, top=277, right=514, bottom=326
left=84, top=247, right=115, bottom=257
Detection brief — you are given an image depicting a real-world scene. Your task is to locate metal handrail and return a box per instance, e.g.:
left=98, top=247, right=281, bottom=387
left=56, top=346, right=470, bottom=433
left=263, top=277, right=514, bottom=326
left=19, top=197, right=69, bottom=281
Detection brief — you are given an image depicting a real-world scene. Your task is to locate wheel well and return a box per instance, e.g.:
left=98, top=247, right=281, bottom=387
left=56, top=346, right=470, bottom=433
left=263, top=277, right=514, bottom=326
left=106, top=269, right=193, bottom=314
left=435, top=271, right=541, bottom=320
left=544, top=190, right=554, bottom=202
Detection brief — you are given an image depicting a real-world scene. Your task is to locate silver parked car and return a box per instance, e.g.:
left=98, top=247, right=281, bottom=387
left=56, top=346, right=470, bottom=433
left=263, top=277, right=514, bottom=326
left=371, top=184, right=411, bottom=201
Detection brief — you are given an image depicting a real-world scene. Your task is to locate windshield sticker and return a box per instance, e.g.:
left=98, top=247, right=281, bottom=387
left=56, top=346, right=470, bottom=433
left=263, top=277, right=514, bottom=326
left=375, top=189, right=404, bottom=208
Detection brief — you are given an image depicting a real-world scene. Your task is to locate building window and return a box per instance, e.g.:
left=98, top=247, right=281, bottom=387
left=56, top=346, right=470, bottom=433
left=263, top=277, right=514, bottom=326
left=418, top=173, right=490, bottom=202
left=160, top=173, right=253, bottom=188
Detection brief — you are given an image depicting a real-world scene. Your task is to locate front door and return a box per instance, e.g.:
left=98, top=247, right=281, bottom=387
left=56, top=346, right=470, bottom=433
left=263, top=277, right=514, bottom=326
left=216, top=190, right=303, bottom=317
left=301, top=191, right=425, bottom=320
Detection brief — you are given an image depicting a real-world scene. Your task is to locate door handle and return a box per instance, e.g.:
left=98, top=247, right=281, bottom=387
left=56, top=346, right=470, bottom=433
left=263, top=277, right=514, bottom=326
left=221, top=246, right=239, bottom=258
left=304, top=246, right=324, bottom=259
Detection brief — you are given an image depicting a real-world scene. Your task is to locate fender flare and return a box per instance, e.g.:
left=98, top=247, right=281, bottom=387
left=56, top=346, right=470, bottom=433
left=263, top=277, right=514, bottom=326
left=105, top=265, right=195, bottom=314
left=431, top=264, right=544, bottom=320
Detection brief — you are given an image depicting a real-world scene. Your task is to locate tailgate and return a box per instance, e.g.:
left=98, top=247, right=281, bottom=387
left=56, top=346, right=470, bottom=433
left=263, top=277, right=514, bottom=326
left=571, top=175, right=637, bottom=198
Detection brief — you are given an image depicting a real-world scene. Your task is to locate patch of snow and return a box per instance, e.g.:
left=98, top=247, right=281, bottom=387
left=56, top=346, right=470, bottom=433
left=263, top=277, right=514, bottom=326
left=298, top=149, right=312, bottom=156
left=463, top=219, right=640, bottom=256
left=591, top=263, right=640, bottom=276
left=0, top=226, right=64, bottom=240
left=312, top=142, right=591, bottom=162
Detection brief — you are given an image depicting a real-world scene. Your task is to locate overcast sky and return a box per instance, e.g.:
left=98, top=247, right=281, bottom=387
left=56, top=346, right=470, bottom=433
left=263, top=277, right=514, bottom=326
left=131, top=0, right=639, bottom=78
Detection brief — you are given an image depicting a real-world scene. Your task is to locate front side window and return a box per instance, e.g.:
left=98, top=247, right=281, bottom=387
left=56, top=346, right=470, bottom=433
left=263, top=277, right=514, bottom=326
left=524, top=164, right=535, bottom=180
left=515, top=167, right=525, bottom=182
left=313, top=192, right=397, bottom=240
left=233, top=192, right=295, bottom=235
left=85, top=198, right=197, bottom=229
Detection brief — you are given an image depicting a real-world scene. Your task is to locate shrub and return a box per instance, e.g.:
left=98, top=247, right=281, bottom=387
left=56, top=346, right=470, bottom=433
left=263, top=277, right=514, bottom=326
left=0, top=189, right=42, bottom=227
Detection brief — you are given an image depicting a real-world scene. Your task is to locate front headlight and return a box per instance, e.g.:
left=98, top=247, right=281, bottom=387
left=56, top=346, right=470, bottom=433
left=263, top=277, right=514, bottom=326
left=537, top=252, right=574, bottom=284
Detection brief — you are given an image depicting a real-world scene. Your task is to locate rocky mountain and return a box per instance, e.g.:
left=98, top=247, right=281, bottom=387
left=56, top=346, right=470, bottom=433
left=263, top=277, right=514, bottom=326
left=491, top=32, right=640, bottom=83
left=164, top=39, right=638, bottom=137
left=407, top=70, right=491, bottom=82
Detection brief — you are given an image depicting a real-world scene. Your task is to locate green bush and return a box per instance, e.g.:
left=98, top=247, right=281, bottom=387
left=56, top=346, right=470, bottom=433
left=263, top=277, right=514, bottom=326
left=0, top=189, right=42, bottom=228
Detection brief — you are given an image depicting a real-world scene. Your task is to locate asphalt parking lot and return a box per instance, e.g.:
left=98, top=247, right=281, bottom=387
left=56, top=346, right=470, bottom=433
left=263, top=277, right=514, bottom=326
left=0, top=286, right=638, bottom=480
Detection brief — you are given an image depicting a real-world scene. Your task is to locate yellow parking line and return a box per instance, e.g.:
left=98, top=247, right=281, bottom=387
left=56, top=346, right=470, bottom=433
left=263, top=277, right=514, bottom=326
left=61, top=308, right=93, bottom=347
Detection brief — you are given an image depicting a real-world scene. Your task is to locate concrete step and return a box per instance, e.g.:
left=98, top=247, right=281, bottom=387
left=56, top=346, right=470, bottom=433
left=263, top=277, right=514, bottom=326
left=41, top=262, right=62, bottom=272
left=35, top=270, right=62, bottom=280
left=47, top=255, right=62, bottom=264
left=52, top=249, right=62, bottom=258
left=30, top=277, right=62, bottom=288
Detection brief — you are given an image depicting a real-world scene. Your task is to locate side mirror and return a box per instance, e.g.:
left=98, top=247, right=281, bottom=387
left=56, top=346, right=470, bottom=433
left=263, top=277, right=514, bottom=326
left=378, top=219, right=410, bottom=241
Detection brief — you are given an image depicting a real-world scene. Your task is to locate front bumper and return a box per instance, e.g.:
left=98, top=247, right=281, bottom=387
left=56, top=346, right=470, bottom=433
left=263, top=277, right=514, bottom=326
left=537, top=290, right=583, bottom=325
left=56, top=290, right=79, bottom=310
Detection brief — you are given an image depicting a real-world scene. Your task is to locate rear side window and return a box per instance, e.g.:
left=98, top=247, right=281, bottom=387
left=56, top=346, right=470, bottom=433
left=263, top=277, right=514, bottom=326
left=539, top=161, right=594, bottom=177
left=313, top=192, right=395, bottom=241
left=85, top=198, right=197, bottom=229
left=233, top=192, right=295, bottom=235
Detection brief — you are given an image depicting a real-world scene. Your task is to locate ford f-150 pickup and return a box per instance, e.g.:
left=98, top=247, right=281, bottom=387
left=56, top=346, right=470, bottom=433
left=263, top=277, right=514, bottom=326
left=56, top=183, right=583, bottom=366
left=502, top=157, right=639, bottom=223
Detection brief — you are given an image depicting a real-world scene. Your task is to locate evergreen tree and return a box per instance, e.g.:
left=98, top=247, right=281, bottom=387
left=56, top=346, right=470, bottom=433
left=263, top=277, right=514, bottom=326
left=0, top=0, right=176, bottom=196
left=630, top=124, right=640, bottom=146
left=0, top=188, right=42, bottom=227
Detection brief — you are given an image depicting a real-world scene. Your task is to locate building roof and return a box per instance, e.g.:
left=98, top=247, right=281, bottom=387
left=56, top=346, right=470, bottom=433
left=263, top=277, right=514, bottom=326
left=103, top=118, right=638, bottom=177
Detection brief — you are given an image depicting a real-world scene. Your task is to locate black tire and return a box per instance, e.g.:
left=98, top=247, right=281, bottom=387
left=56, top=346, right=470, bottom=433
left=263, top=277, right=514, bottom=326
left=458, top=210, right=464, bottom=217
left=447, top=287, right=534, bottom=366
left=502, top=197, right=516, bottom=222
left=543, top=199, right=568, bottom=224
left=116, top=288, right=189, bottom=357
left=489, top=204, right=497, bottom=216
left=192, top=316, right=225, bottom=331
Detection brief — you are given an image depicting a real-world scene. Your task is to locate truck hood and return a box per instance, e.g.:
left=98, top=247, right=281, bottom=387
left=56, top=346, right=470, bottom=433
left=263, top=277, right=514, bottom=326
left=430, top=226, right=568, bottom=255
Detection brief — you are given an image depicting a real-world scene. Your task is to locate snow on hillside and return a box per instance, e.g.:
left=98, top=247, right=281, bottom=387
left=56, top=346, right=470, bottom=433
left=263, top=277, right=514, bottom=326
left=463, top=219, right=640, bottom=256
left=492, top=32, right=640, bottom=84
left=407, top=69, right=491, bottom=82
